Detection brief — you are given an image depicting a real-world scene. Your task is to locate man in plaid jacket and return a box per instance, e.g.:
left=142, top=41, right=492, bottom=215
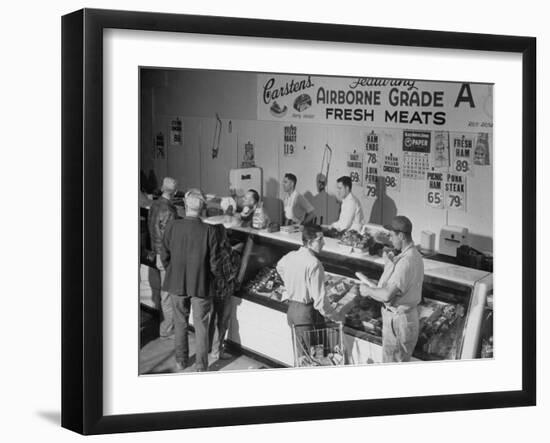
left=208, top=223, right=242, bottom=360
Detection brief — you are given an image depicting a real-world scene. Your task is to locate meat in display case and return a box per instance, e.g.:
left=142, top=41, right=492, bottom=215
left=227, top=227, right=492, bottom=365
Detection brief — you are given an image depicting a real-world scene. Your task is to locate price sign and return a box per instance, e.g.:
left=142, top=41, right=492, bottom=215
left=347, top=152, right=363, bottom=186
left=382, top=153, right=401, bottom=192
left=362, top=130, right=381, bottom=198
left=425, top=171, right=444, bottom=209
left=451, top=133, right=474, bottom=176
left=444, top=172, right=467, bottom=211
left=154, top=132, right=165, bottom=159
left=363, top=165, right=378, bottom=198
left=283, top=125, right=297, bottom=157
left=170, top=117, right=183, bottom=146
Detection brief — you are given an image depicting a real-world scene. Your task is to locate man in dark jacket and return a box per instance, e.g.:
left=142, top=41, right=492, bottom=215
left=147, top=177, right=178, bottom=337
left=161, top=188, right=221, bottom=372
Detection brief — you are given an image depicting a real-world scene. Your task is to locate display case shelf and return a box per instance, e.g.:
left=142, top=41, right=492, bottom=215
left=225, top=225, right=492, bottom=365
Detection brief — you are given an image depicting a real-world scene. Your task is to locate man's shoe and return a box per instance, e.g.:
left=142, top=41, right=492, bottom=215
left=218, top=350, right=232, bottom=360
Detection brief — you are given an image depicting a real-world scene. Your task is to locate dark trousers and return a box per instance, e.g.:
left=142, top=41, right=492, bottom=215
left=171, top=294, right=213, bottom=370
left=287, top=301, right=325, bottom=363
left=208, top=295, right=233, bottom=357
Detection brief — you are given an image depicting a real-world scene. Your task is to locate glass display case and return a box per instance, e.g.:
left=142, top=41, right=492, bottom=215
left=226, top=226, right=492, bottom=365
left=477, top=290, right=494, bottom=358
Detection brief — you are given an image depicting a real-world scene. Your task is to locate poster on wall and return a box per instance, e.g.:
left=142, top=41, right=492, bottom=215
left=382, top=153, right=401, bottom=192
left=474, top=133, right=491, bottom=166
left=433, top=131, right=450, bottom=169
left=154, top=132, right=165, bottom=159
left=444, top=172, right=467, bottom=211
left=425, top=171, right=444, bottom=209
left=169, top=117, right=183, bottom=146
left=402, top=130, right=431, bottom=180
left=257, top=75, right=494, bottom=134
left=241, top=141, right=256, bottom=168
left=283, top=125, right=297, bottom=157
left=347, top=151, right=363, bottom=186
left=451, top=133, right=475, bottom=175
left=363, top=130, right=380, bottom=198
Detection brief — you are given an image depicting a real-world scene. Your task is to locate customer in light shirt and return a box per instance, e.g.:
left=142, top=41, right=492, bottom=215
left=276, top=225, right=344, bottom=362
left=359, top=215, right=424, bottom=362
left=282, top=173, right=315, bottom=225
left=330, top=175, right=365, bottom=232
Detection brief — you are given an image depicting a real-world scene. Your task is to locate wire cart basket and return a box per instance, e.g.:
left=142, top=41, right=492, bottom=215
left=291, top=321, right=345, bottom=367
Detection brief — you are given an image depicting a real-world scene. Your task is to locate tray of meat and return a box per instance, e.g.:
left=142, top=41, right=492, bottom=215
left=338, top=230, right=375, bottom=254
left=416, top=299, right=466, bottom=359
left=244, top=266, right=285, bottom=298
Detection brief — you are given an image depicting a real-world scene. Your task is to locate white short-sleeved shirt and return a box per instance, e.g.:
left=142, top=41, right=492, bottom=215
left=284, top=190, right=314, bottom=224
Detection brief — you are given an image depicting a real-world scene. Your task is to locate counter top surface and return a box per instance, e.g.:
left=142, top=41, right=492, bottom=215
left=228, top=224, right=491, bottom=287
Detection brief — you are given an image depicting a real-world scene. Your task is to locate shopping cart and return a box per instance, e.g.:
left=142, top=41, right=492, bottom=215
left=291, top=321, right=345, bottom=367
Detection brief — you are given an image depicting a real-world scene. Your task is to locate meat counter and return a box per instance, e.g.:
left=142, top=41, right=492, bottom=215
left=221, top=225, right=493, bottom=367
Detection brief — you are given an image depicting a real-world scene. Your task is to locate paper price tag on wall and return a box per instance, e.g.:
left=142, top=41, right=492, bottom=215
left=363, top=130, right=380, bottom=198
left=425, top=171, right=444, bottom=209
left=382, top=153, right=401, bottom=192
left=451, top=133, right=474, bottom=176
left=347, top=152, right=363, bottom=186
left=444, top=172, right=467, bottom=211
left=283, top=125, right=297, bottom=157
left=154, top=132, right=165, bottom=159
left=169, top=117, right=183, bottom=146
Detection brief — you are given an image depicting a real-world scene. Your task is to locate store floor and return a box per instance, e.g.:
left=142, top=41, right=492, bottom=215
left=139, top=305, right=274, bottom=375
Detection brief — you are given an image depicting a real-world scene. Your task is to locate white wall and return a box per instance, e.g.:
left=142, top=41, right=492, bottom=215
left=143, top=69, right=493, bottom=250
left=3, top=1, right=546, bottom=443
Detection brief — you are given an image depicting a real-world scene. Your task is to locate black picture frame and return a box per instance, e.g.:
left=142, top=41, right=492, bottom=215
left=61, top=8, right=536, bottom=435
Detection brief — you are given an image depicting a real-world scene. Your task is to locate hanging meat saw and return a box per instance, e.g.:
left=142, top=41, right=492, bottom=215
left=211, top=113, right=222, bottom=159
left=317, top=143, right=333, bottom=192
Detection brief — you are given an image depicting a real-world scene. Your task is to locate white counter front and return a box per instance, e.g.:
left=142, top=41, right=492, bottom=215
left=229, top=225, right=491, bottom=287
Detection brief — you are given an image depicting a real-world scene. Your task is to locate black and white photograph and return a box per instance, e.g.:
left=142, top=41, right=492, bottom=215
left=138, top=68, right=494, bottom=375
left=3, top=0, right=545, bottom=439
